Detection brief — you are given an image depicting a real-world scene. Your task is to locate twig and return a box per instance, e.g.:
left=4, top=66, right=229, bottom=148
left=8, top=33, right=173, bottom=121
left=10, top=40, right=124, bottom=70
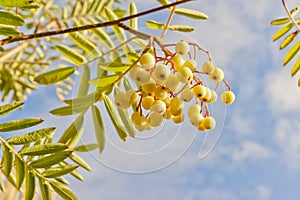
left=0, top=0, right=192, bottom=46
left=161, top=0, right=178, bottom=41
left=282, top=0, right=300, bottom=31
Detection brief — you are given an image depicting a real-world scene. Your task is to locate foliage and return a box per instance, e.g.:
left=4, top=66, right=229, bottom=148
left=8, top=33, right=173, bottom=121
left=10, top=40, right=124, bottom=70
left=271, top=1, right=300, bottom=87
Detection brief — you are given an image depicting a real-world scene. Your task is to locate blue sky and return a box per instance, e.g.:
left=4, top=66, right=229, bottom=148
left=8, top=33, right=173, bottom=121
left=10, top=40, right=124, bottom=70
left=3, top=0, right=300, bottom=199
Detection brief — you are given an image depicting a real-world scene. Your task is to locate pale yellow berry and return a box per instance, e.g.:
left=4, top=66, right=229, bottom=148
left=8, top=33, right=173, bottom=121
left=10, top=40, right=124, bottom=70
left=209, top=67, right=224, bottom=83
left=172, top=55, right=185, bottom=71
left=148, top=112, right=164, bottom=127
left=142, top=82, right=156, bottom=95
left=114, top=92, right=130, bottom=109
left=183, top=59, right=197, bottom=72
left=202, top=116, right=216, bottom=130
left=150, top=100, right=166, bottom=114
left=172, top=113, right=184, bottom=124
left=142, top=96, right=154, bottom=110
left=165, top=74, right=181, bottom=92
left=133, top=114, right=148, bottom=127
left=200, top=87, right=212, bottom=102
left=178, top=67, right=193, bottom=82
left=163, top=108, right=173, bottom=119
left=193, top=85, right=207, bottom=98
left=206, top=90, right=218, bottom=104
left=197, top=120, right=207, bottom=131
left=221, top=91, right=235, bottom=104
left=188, top=104, right=201, bottom=117
left=180, top=87, right=194, bottom=102
left=163, top=96, right=171, bottom=108
left=140, top=53, right=155, bottom=69
left=175, top=40, right=190, bottom=56
left=202, top=61, right=215, bottom=75
left=189, top=113, right=203, bottom=126
left=131, top=111, right=140, bottom=122
left=170, top=97, right=184, bottom=115
left=133, top=68, right=151, bottom=85
left=154, top=85, right=169, bottom=100
left=125, top=89, right=138, bottom=105
left=153, top=64, right=170, bottom=81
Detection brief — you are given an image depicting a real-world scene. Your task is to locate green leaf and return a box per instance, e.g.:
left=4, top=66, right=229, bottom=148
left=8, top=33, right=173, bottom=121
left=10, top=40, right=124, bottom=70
left=272, top=23, right=294, bottom=41
left=69, top=153, right=91, bottom=171
left=2, top=145, right=13, bottom=176
left=91, top=105, right=105, bottom=154
left=129, top=2, right=138, bottom=30
left=64, top=91, right=102, bottom=106
left=270, top=18, right=290, bottom=26
left=78, top=66, right=90, bottom=97
left=38, top=178, right=52, bottom=200
left=104, top=7, right=127, bottom=42
left=15, top=157, right=25, bottom=189
left=30, top=151, right=72, bottom=168
left=55, top=177, right=69, bottom=185
left=89, top=74, right=120, bottom=88
left=49, top=181, right=78, bottom=200
left=73, top=143, right=99, bottom=152
left=146, top=20, right=166, bottom=30
left=169, top=25, right=194, bottom=32
left=7, top=127, right=56, bottom=145
left=0, top=0, right=33, bottom=7
left=103, top=94, right=127, bottom=142
left=156, top=0, right=168, bottom=5
left=19, top=143, right=69, bottom=156
left=0, top=10, right=24, bottom=26
left=25, top=170, right=35, bottom=200
left=42, top=165, right=78, bottom=178
left=0, top=24, right=19, bottom=36
left=58, top=115, right=84, bottom=148
left=50, top=104, right=89, bottom=116
left=283, top=40, right=300, bottom=66
left=69, top=32, right=101, bottom=58
left=0, top=101, right=24, bottom=117
left=0, top=118, right=43, bottom=132
left=117, top=108, right=135, bottom=138
left=291, top=56, right=300, bottom=76
left=34, top=67, right=75, bottom=85
left=55, top=45, right=87, bottom=66
left=174, top=8, right=208, bottom=20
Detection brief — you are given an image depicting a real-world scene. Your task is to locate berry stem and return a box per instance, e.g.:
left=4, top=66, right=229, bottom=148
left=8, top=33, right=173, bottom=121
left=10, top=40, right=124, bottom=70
left=223, top=79, right=231, bottom=91
left=160, top=0, right=178, bottom=41
left=204, top=104, right=210, bottom=117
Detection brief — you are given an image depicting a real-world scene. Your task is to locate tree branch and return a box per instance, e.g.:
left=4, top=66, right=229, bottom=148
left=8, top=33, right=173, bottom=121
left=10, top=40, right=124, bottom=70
left=0, top=0, right=192, bottom=46
left=282, top=0, right=300, bottom=31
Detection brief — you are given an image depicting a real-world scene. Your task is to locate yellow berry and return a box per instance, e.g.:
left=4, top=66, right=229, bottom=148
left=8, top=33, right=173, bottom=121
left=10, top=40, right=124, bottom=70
left=165, top=74, right=181, bottom=92
left=142, top=96, right=154, bottom=110
left=172, top=113, right=184, bottom=124
left=221, top=91, right=235, bottom=104
left=114, top=92, right=130, bottom=109
left=180, top=87, right=194, bottom=102
left=209, top=67, right=224, bottom=83
left=189, top=113, right=203, bottom=127
left=125, top=89, right=138, bottom=105
left=193, top=85, right=207, bottom=98
left=148, top=112, right=164, bottom=127
left=153, top=64, right=170, bottom=81
left=206, top=90, right=218, bottom=104
left=175, top=40, right=190, bottom=56
left=200, top=87, right=212, bottom=102
left=131, top=111, right=140, bottom=123
left=170, top=97, right=184, bottom=115
left=140, top=53, right=155, bottom=69
left=178, top=67, right=193, bottom=82
left=150, top=100, right=166, bottom=114
left=163, top=108, right=173, bottom=119
left=134, top=115, right=148, bottom=127
left=202, top=61, right=215, bottom=75
left=142, top=82, right=156, bottom=95
left=202, top=117, right=216, bottom=130
left=133, top=68, right=151, bottom=85
left=172, top=55, right=185, bottom=71
left=188, top=104, right=201, bottom=117
left=154, top=85, right=168, bottom=100
left=197, top=120, right=207, bottom=131
left=183, top=59, right=197, bottom=72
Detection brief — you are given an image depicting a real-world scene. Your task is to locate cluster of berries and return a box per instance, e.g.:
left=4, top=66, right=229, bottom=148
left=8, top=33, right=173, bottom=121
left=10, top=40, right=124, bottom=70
left=114, top=40, right=235, bottom=132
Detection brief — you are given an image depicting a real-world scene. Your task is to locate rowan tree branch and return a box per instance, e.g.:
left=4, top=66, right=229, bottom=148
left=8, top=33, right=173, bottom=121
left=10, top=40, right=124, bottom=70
left=0, top=0, right=192, bottom=46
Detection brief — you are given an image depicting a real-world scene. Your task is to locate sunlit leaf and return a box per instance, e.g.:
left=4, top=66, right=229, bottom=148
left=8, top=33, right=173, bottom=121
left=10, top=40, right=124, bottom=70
left=270, top=18, right=290, bottom=26
left=89, top=22, right=115, bottom=49
left=50, top=104, right=89, bottom=116
left=34, top=67, right=76, bottom=85
left=169, top=25, right=194, bottom=32
left=0, top=10, right=24, bottom=26
left=0, top=25, right=19, bottom=36
left=129, top=2, right=138, bottom=30
left=19, top=143, right=68, bottom=156
left=49, top=181, right=78, bottom=200
left=7, top=127, right=55, bottom=145
left=73, top=143, right=99, bottom=152
left=42, top=165, right=78, bottom=178
left=89, top=74, right=120, bottom=88
left=55, top=177, right=69, bottom=185
left=272, top=23, right=294, bottom=41
left=77, top=66, right=90, bottom=97
left=280, top=31, right=298, bottom=50
left=2, top=145, right=13, bottom=176
left=15, top=157, right=25, bottom=189
left=30, top=151, right=72, bottom=168
left=38, top=178, right=51, bottom=200
left=91, top=105, right=105, bottom=154
left=175, top=8, right=208, bottom=20
left=0, top=101, right=24, bottom=117
left=25, top=171, right=35, bottom=200
left=58, top=114, right=84, bottom=148
left=69, top=153, right=91, bottom=171
left=104, top=7, right=127, bottom=42
left=146, top=20, right=165, bottom=30
left=55, top=45, right=87, bottom=66
left=0, top=118, right=43, bottom=132
left=69, top=32, right=101, bottom=57
left=283, top=40, right=300, bottom=66
left=103, top=94, right=127, bottom=142
left=291, top=56, right=300, bottom=76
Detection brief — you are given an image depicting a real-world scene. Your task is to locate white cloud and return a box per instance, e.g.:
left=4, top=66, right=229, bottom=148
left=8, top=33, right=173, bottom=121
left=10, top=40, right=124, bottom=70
left=264, top=70, right=300, bottom=114
left=232, top=141, right=272, bottom=162
left=255, top=185, right=272, bottom=200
